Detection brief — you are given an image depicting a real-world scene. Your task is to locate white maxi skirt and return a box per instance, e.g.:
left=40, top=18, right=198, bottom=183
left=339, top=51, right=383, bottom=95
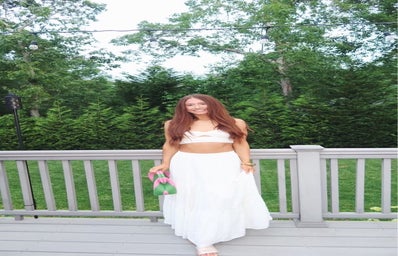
left=163, top=151, right=272, bottom=248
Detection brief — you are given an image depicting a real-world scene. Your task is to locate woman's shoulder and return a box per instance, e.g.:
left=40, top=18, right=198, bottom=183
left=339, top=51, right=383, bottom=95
left=232, top=118, right=248, bottom=132
left=233, top=118, right=246, bottom=126
left=164, top=120, right=172, bottom=128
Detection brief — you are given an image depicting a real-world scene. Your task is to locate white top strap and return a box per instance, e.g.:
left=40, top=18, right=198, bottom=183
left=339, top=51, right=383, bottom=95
left=180, top=129, right=233, bottom=144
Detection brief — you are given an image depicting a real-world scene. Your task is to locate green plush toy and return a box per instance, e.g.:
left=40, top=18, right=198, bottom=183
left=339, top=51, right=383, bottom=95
left=148, top=171, right=177, bottom=196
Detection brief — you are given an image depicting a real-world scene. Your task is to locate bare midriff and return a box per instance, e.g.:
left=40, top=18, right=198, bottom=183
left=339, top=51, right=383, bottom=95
left=179, top=142, right=234, bottom=153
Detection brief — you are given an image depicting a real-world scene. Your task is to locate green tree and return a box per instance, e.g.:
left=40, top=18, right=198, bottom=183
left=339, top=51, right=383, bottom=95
left=104, top=0, right=398, bottom=149
left=235, top=93, right=291, bottom=148
left=113, top=1, right=396, bottom=96
left=74, top=103, right=117, bottom=149
left=0, top=0, right=116, bottom=117
left=0, top=113, right=19, bottom=150
left=1, top=1, right=396, bottom=149
left=113, top=98, right=164, bottom=149
left=114, top=66, right=196, bottom=112
left=29, top=103, right=77, bottom=149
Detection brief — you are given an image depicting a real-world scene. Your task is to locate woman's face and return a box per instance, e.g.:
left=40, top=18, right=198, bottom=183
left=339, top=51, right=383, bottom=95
left=185, top=97, right=208, bottom=116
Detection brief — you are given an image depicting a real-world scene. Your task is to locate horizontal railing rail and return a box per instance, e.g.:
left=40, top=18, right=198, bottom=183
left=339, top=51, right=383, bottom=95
left=0, top=146, right=396, bottom=226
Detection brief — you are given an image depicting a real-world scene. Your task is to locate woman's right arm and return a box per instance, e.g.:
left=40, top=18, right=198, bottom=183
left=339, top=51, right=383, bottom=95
left=149, top=120, right=179, bottom=173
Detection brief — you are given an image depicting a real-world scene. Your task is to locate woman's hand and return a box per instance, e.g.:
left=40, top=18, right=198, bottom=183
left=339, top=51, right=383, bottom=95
left=149, top=163, right=169, bottom=173
left=241, top=164, right=255, bottom=173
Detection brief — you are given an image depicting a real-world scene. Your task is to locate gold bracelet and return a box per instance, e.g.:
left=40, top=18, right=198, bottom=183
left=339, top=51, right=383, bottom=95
left=241, top=162, right=256, bottom=167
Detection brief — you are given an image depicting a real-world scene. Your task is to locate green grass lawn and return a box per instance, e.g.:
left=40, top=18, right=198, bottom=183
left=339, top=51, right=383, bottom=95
left=261, top=159, right=397, bottom=213
left=1, top=159, right=397, bottom=214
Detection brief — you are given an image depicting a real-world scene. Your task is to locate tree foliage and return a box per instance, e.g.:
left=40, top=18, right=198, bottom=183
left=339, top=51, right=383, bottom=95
left=0, top=0, right=116, bottom=116
left=0, top=0, right=396, bottom=150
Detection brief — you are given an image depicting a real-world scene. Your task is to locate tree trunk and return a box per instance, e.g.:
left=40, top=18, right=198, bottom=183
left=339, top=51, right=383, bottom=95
left=276, top=56, right=292, bottom=96
left=280, top=78, right=292, bottom=96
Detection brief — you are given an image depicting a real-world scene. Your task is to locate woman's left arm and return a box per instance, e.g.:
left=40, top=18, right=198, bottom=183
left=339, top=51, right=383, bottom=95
left=233, top=119, right=255, bottom=173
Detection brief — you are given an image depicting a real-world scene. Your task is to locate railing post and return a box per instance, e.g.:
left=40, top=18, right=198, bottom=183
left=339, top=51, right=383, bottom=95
left=15, top=160, right=35, bottom=220
left=290, top=145, right=327, bottom=227
left=0, top=161, right=13, bottom=211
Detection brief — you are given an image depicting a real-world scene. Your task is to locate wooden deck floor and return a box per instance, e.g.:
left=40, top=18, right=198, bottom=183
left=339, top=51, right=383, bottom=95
left=0, top=217, right=396, bottom=256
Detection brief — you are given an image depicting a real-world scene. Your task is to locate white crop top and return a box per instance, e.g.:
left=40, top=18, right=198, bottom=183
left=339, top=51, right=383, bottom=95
left=180, top=129, right=234, bottom=144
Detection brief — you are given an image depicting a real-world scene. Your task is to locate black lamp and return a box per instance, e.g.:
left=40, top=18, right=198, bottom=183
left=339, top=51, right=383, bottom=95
left=4, top=93, right=37, bottom=216
left=5, top=93, right=22, bottom=111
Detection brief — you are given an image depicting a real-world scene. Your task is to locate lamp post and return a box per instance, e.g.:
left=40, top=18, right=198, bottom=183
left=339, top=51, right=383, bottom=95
left=4, top=93, right=37, bottom=218
left=5, top=93, right=24, bottom=149
left=260, top=25, right=273, bottom=53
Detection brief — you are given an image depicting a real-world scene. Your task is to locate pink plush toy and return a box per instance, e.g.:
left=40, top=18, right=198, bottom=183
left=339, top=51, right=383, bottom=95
left=148, top=170, right=177, bottom=196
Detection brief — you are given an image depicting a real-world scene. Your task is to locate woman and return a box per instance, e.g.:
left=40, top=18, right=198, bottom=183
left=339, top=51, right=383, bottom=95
left=149, top=94, right=272, bottom=256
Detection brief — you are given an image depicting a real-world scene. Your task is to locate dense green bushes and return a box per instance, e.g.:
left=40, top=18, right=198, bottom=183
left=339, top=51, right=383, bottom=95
left=0, top=100, right=165, bottom=150
left=1, top=89, right=396, bottom=150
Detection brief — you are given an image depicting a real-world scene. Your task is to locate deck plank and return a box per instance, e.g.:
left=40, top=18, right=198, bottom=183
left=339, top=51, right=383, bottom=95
left=0, top=217, right=396, bottom=256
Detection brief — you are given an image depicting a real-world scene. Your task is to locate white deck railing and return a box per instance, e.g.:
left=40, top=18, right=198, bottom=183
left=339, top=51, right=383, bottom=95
left=0, top=146, right=397, bottom=227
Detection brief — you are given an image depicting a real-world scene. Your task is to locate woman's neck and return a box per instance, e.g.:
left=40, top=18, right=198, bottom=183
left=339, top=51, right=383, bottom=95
left=194, top=114, right=211, bottom=121
left=191, top=117, right=217, bottom=131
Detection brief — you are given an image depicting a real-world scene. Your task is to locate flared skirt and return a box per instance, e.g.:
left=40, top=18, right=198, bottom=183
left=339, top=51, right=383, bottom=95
left=163, top=151, right=272, bottom=247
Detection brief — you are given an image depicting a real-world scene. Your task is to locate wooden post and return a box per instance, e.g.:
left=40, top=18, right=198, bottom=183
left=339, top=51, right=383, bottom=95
left=290, top=145, right=327, bottom=227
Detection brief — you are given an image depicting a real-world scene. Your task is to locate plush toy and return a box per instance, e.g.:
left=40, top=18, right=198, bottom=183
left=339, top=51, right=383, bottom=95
left=148, top=170, right=177, bottom=196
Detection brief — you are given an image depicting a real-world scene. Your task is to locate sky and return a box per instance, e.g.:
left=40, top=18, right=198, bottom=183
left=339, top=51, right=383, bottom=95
left=89, top=0, right=220, bottom=78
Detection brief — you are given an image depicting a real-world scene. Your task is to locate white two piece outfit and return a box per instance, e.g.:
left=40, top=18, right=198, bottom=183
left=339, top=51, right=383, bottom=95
left=163, top=129, right=272, bottom=248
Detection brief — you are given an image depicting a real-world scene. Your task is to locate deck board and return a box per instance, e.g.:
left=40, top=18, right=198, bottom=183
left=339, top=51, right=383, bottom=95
left=0, top=217, right=396, bottom=256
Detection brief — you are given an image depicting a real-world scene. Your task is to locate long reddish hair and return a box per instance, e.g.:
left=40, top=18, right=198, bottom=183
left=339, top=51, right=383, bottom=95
left=168, top=94, right=245, bottom=145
